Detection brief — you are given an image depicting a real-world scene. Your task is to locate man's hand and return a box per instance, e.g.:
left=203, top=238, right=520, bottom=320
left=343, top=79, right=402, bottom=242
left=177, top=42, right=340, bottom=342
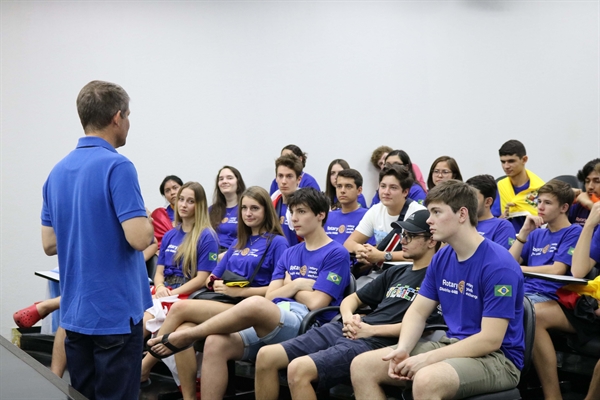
left=393, top=353, right=433, bottom=380
left=501, top=202, right=516, bottom=219
left=154, top=286, right=171, bottom=298
left=213, top=280, right=242, bottom=296
left=354, top=244, right=368, bottom=263
left=363, top=244, right=385, bottom=264
left=342, top=314, right=362, bottom=339
left=519, top=214, right=543, bottom=238
left=383, top=348, right=411, bottom=380
left=586, top=202, right=600, bottom=228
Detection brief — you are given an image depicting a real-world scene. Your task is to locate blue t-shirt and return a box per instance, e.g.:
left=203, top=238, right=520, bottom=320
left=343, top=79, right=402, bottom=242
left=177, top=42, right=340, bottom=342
left=419, top=239, right=525, bottom=370
left=590, top=227, right=600, bottom=263
left=41, top=136, right=152, bottom=335
left=166, top=205, right=175, bottom=221
left=269, top=172, right=320, bottom=195
left=477, top=218, right=515, bottom=250
left=408, top=183, right=426, bottom=205
left=333, top=193, right=368, bottom=209
left=371, top=191, right=380, bottom=207
left=158, top=227, right=218, bottom=281
left=325, top=208, right=375, bottom=245
left=212, top=234, right=289, bottom=287
left=522, top=224, right=582, bottom=299
left=213, top=205, right=238, bottom=249
left=271, top=241, right=351, bottom=323
left=569, top=203, right=591, bottom=228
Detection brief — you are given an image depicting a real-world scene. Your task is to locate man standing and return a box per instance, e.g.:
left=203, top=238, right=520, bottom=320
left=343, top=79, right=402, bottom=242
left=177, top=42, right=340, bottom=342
left=41, top=81, right=154, bottom=399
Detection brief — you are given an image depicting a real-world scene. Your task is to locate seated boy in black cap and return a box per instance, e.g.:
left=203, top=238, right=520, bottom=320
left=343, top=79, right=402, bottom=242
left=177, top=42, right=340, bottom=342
left=253, top=209, right=443, bottom=400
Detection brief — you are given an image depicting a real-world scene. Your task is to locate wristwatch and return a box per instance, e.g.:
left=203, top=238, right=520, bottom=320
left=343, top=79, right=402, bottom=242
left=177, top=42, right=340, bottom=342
left=384, top=252, right=393, bottom=262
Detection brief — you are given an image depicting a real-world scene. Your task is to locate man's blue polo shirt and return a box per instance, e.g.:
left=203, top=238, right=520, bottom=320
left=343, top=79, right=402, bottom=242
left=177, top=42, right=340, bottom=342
left=41, top=136, right=152, bottom=335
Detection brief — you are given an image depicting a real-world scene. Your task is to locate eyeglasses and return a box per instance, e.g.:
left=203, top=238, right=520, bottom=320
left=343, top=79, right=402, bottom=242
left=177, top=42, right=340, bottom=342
left=433, top=169, right=452, bottom=176
left=401, top=232, right=430, bottom=243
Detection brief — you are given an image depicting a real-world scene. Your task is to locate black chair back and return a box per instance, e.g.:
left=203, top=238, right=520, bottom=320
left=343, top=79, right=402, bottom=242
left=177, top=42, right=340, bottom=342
left=146, top=255, right=157, bottom=283
left=552, top=175, right=581, bottom=189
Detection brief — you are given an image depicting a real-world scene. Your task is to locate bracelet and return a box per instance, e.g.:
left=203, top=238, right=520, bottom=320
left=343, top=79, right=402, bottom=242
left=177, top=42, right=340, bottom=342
left=515, top=235, right=527, bottom=244
left=155, top=284, right=165, bottom=289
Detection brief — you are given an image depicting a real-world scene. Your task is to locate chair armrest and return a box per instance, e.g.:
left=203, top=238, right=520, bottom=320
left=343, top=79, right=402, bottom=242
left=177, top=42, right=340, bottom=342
left=299, top=306, right=341, bottom=334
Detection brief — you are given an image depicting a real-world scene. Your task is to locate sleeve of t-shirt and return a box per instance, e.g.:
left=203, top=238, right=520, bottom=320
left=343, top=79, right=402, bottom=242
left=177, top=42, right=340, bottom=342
left=196, top=230, right=219, bottom=272
left=110, top=161, right=147, bottom=223
left=356, top=266, right=392, bottom=308
left=591, top=227, right=600, bottom=263
left=481, top=267, right=522, bottom=320
left=212, top=242, right=235, bottom=278
left=41, top=180, right=52, bottom=227
left=520, top=235, right=532, bottom=265
left=271, top=247, right=293, bottom=280
left=312, top=247, right=351, bottom=301
left=157, top=229, right=175, bottom=266
left=495, top=220, right=516, bottom=250
left=356, top=206, right=376, bottom=238
left=269, top=236, right=290, bottom=269
left=553, top=226, right=582, bottom=267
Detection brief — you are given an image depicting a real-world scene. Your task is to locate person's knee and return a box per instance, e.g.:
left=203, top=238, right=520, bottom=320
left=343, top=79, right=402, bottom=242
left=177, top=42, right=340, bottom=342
left=351, top=351, right=378, bottom=385
left=288, top=356, right=317, bottom=387
left=256, top=344, right=288, bottom=373
left=203, top=334, right=239, bottom=361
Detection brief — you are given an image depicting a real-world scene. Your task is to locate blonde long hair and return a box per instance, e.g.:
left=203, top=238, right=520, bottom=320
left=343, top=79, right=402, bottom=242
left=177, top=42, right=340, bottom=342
left=173, top=182, right=215, bottom=279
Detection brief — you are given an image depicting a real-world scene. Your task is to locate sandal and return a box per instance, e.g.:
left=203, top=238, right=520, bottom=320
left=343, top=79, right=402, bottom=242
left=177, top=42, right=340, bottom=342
left=13, top=302, right=44, bottom=328
left=147, top=333, right=193, bottom=359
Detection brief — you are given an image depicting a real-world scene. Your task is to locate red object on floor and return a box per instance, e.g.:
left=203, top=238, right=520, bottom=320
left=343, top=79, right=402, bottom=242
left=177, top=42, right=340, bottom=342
left=13, top=302, right=43, bottom=328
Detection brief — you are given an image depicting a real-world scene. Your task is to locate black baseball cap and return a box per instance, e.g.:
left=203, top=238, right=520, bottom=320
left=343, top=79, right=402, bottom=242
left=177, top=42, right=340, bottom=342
left=391, top=209, right=431, bottom=234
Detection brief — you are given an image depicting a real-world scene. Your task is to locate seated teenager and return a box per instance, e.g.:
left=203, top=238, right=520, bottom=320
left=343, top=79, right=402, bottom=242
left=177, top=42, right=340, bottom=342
left=495, top=140, right=545, bottom=232
left=325, top=159, right=367, bottom=209
left=208, top=166, right=246, bottom=260
left=426, top=156, right=463, bottom=191
left=269, top=144, right=320, bottom=194
left=350, top=180, right=524, bottom=400
left=325, top=169, right=372, bottom=245
left=272, top=153, right=304, bottom=246
left=344, top=164, right=425, bottom=285
left=147, top=188, right=351, bottom=400
left=140, top=186, right=288, bottom=396
left=372, top=150, right=427, bottom=206
left=569, top=158, right=600, bottom=227
left=466, top=174, right=515, bottom=249
left=254, top=209, right=443, bottom=400
left=508, top=179, right=581, bottom=304
left=527, top=195, right=600, bottom=399
left=152, top=175, right=183, bottom=249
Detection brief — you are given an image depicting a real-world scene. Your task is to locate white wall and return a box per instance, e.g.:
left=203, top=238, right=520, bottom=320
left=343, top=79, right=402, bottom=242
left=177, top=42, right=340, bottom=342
left=1, top=0, right=598, bottom=338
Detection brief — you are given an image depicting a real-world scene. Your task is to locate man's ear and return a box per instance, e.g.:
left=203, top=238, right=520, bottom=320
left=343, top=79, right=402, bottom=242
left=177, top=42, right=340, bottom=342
left=560, top=202, right=570, bottom=214
left=402, top=188, right=409, bottom=199
left=111, top=111, right=122, bottom=126
left=484, top=197, right=494, bottom=208
left=522, top=155, right=529, bottom=164
left=357, top=186, right=363, bottom=195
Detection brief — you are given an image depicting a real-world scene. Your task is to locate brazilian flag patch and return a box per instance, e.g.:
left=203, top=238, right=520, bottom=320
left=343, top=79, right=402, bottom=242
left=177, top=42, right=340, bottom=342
left=327, top=272, right=342, bottom=285
left=508, top=237, right=515, bottom=246
left=568, top=247, right=575, bottom=256
left=494, top=285, right=512, bottom=297
left=209, top=253, right=217, bottom=261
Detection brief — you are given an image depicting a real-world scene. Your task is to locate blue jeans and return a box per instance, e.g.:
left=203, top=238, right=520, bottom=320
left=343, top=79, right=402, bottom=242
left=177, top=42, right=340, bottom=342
left=64, top=320, right=143, bottom=400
